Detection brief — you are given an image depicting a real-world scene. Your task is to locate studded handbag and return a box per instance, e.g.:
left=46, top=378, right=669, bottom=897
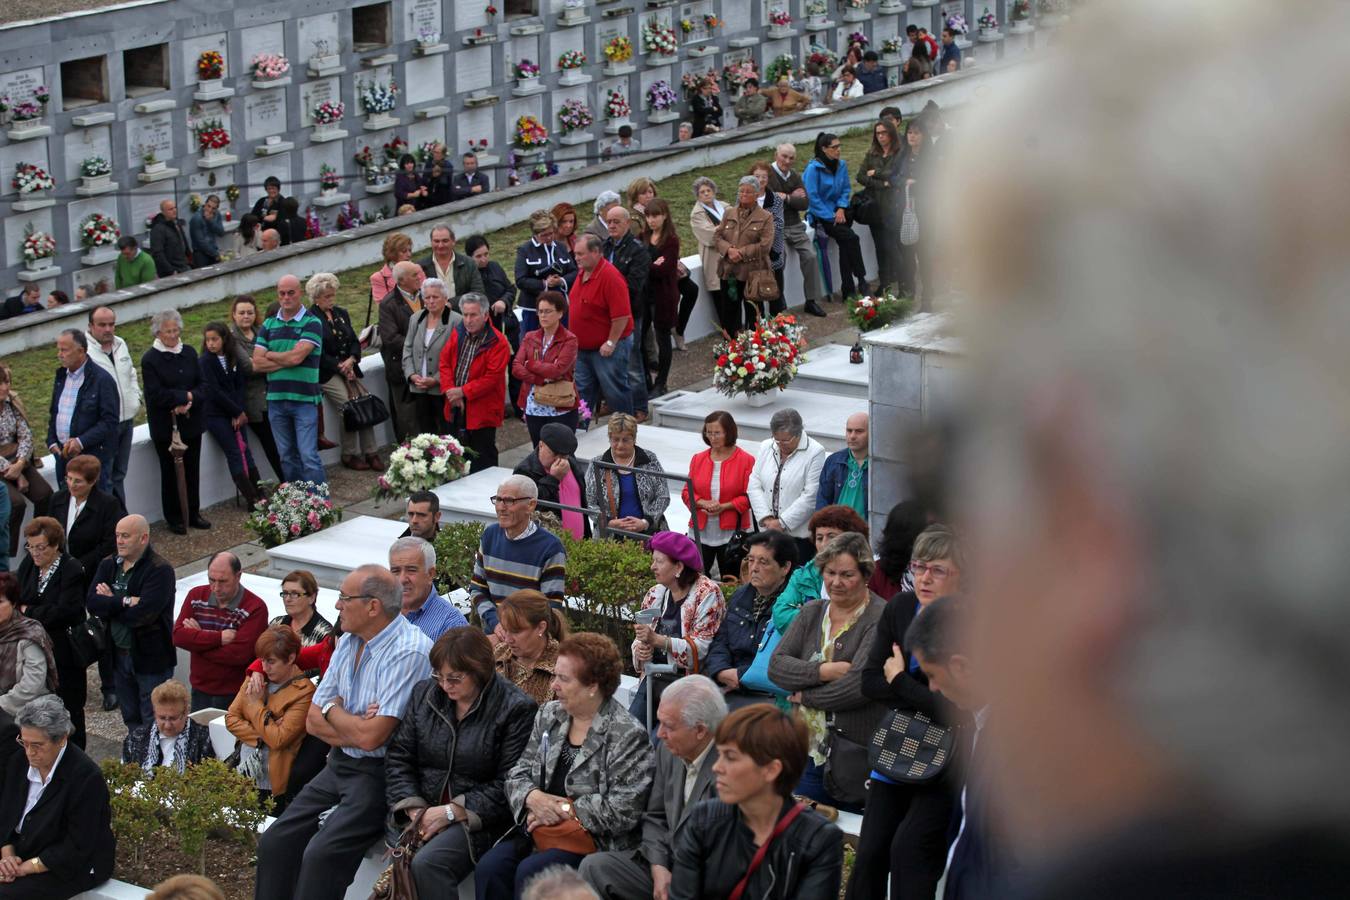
left=867, top=708, right=954, bottom=783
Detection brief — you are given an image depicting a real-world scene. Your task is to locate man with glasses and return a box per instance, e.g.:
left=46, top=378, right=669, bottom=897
left=389, top=536, right=467, bottom=641
left=767, top=143, right=827, bottom=317
left=255, top=564, right=432, bottom=900
left=469, top=475, right=567, bottom=639
left=171, top=551, right=269, bottom=712
left=747, top=408, right=829, bottom=565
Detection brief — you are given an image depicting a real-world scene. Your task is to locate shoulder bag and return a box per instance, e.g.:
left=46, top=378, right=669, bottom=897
left=343, top=378, right=391, bottom=432
left=532, top=817, right=598, bottom=856
left=867, top=708, right=954, bottom=783
left=358, top=290, right=383, bottom=352
left=739, top=620, right=788, bottom=698
left=68, top=612, right=109, bottom=669
left=745, top=269, right=780, bottom=302
left=900, top=184, right=920, bottom=247
left=850, top=187, right=881, bottom=227
left=368, top=808, right=425, bottom=900
left=533, top=379, right=577, bottom=409
left=727, top=801, right=806, bottom=900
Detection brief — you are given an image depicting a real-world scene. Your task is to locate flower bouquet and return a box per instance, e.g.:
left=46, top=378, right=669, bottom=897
left=485, top=3, right=498, bottom=18
left=386, top=136, right=410, bottom=160
left=1010, top=0, right=1034, bottom=30
left=305, top=205, right=323, bottom=239
left=319, top=163, right=340, bottom=193
left=704, top=13, right=722, bottom=29
left=805, top=0, right=829, bottom=22
left=337, top=200, right=362, bottom=231
left=604, top=89, right=631, bottom=120
left=558, top=49, right=588, bottom=70
left=513, top=114, right=550, bottom=152
left=558, top=99, right=593, bottom=134
left=80, top=212, right=120, bottom=250
left=313, top=100, right=345, bottom=136
left=11, top=99, right=42, bottom=122
left=21, top=225, right=56, bottom=270
left=195, top=118, right=230, bottom=154
left=641, top=20, right=679, bottom=57
left=848, top=31, right=870, bottom=48
left=13, top=161, right=54, bottom=194
left=250, top=53, right=290, bottom=82
left=358, top=79, right=399, bottom=114
left=197, top=50, right=224, bottom=81
left=842, top=0, right=869, bottom=22
left=722, top=60, right=759, bottom=94
left=844, top=0, right=869, bottom=8
left=604, top=36, right=635, bottom=67
left=679, top=18, right=695, bottom=34
left=513, top=58, right=541, bottom=79
left=882, top=37, right=903, bottom=55
left=769, top=8, right=792, bottom=26
left=681, top=70, right=714, bottom=98
left=713, top=314, right=806, bottom=400
left=848, top=292, right=910, bottom=332
left=646, top=79, right=678, bottom=111
left=415, top=140, right=444, bottom=163
left=246, top=481, right=342, bottom=547
left=80, top=156, right=112, bottom=189
left=946, top=13, right=969, bottom=35
left=806, top=45, right=838, bottom=76
left=374, top=433, right=470, bottom=500
left=417, top=25, right=441, bottom=45
left=33, top=85, right=49, bottom=106
left=978, top=7, right=999, bottom=36
left=765, top=54, right=796, bottom=84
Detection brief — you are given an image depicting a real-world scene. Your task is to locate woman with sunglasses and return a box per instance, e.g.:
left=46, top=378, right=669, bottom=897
left=847, top=524, right=966, bottom=900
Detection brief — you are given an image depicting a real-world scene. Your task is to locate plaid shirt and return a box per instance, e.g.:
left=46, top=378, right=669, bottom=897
left=452, top=328, right=486, bottom=387
left=54, top=363, right=87, bottom=443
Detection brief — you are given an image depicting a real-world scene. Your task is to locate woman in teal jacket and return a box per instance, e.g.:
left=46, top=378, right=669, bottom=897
left=772, top=504, right=871, bottom=633
left=802, top=131, right=870, bottom=300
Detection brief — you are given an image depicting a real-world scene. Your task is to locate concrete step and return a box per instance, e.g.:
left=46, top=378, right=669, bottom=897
left=650, top=386, right=865, bottom=452
left=792, top=342, right=869, bottom=399
left=264, top=516, right=409, bottom=588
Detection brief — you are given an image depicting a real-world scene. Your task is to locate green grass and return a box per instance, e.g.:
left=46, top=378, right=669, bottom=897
left=10, top=130, right=872, bottom=441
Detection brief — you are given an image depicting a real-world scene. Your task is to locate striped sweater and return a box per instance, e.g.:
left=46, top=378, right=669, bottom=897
left=471, top=523, right=567, bottom=632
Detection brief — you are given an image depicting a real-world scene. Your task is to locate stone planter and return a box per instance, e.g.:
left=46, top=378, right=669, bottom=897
left=17, top=189, right=47, bottom=203
left=842, top=9, right=870, bottom=23
left=80, top=246, right=119, bottom=266
left=252, top=76, right=291, bottom=89
left=23, top=257, right=52, bottom=272
left=364, top=112, right=399, bottom=131
left=978, top=27, right=1003, bottom=41
left=145, top=161, right=167, bottom=174
left=881, top=52, right=901, bottom=66
left=559, top=131, right=593, bottom=146
left=1009, top=20, right=1035, bottom=33
left=878, top=0, right=905, bottom=11
left=648, top=108, right=678, bottom=123
left=321, top=187, right=336, bottom=198
left=202, top=145, right=229, bottom=162
left=198, top=77, right=223, bottom=93
left=512, top=77, right=544, bottom=96
left=559, top=69, right=592, bottom=86
left=602, top=62, right=636, bottom=76
left=312, top=123, right=344, bottom=141
left=604, top=115, right=631, bottom=134
left=744, top=392, right=774, bottom=408
left=807, top=13, right=827, bottom=27
left=767, top=25, right=795, bottom=38
left=309, top=54, right=343, bottom=74
left=647, top=53, right=677, bottom=66
left=513, top=146, right=546, bottom=163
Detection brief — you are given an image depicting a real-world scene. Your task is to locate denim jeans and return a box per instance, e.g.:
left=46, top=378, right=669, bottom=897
left=110, top=418, right=134, bottom=507
left=269, top=399, right=326, bottom=485
left=627, top=317, right=650, bottom=413
left=113, top=651, right=173, bottom=729
left=574, top=337, right=633, bottom=418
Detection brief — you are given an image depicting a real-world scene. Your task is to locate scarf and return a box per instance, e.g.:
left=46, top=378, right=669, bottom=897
left=814, top=149, right=840, bottom=175
left=152, top=339, right=184, bottom=355
left=700, top=201, right=726, bottom=226
left=141, top=722, right=193, bottom=777
left=0, top=610, right=58, bottom=697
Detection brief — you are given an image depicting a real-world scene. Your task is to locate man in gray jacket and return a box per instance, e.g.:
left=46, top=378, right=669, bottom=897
left=579, top=675, right=726, bottom=900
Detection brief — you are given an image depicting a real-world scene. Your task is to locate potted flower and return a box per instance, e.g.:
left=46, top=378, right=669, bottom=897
left=79, top=212, right=121, bottom=262
left=195, top=118, right=230, bottom=159
left=805, top=0, right=829, bottom=27
left=1010, top=0, right=1034, bottom=32
left=312, top=99, right=345, bottom=137
left=13, top=161, right=55, bottom=197
left=309, top=38, right=340, bottom=72
left=848, top=30, right=869, bottom=49
left=978, top=7, right=1000, bottom=38
left=246, top=482, right=342, bottom=546
left=358, top=79, right=399, bottom=121
left=375, top=434, right=469, bottom=500
left=722, top=60, right=759, bottom=97
left=946, top=13, right=969, bottom=38
left=604, top=89, right=631, bottom=125
left=384, top=135, right=409, bottom=161
left=34, top=85, right=49, bottom=107
left=646, top=79, right=679, bottom=121
left=79, top=155, right=112, bottom=190
left=11, top=99, right=43, bottom=123
left=141, top=147, right=166, bottom=174
left=416, top=25, right=441, bottom=50
left=806, top=45, right=838, bottom=76
left=848, top=292, right=911, bottom=332
left=319, top=163, right=340, bottom=195
left=558, top=49, right=589, bottom=84
left=641, top=20, right=679, bottom=59
left=768, top=8, right=793, bottom=37
left=704, top=13, right=722, bottom=30
left=881, top=37, right=903, bottom=63
left=513, top=114, right=550, bottom=159
left=20, top=226, right=56, bottom=272
left=467, top=138, right=488, bottom=155
left=842, top=0, right=870, bottom=23
left=557, top=99, right=593, bottom=143
left=603, top=36, right=635, bottom=75
left=197, top=50, right=225, bottom=91
left=712, top=314, right=806, bottom=405
left=765, top=54, right=795, bottom=84
left=513, top=58, right=542, bottom=91
left=250, top=53, right=290, bottom=85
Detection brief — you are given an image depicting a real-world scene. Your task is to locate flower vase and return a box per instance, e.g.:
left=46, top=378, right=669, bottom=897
left=19, top=189, right=47, bottom=202
left=744, top=392, right=774, bottom=408
left=807, top=13, right=827, bottom=27
left=202, top=145, right=227, bottom=162
left=82, top=174, right=111, bottom=191
left=23, top=257, right=51, bottom=272
left=516, top=77, right=541, bottom=93
left=198, top=77, right=224, bottom=94
left=878, top=0, right=905, bottom=10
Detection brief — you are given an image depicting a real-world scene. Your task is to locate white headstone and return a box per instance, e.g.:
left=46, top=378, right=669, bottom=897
left=0, top=140, right=51, bottom=198
left=408, top=116, right=447, bottom=150
left=407, top=0, right=442, bottom=41
left=240, top=22, right=287, bottom=64
left=62, top=125, right=113, bottom=183
left=246, top=154, right=291, bottom=209
left=6, top=206, right=54, bottom=268
left=129, top=183, right=166, bottom=236
left=127, top=113, right=175, bottom=166
left=297, top=12, right=341, bottom=61
left=507, top=36, right=540, bottom=81
left=454, top=0, right=489, bottom=31
left=0, top=67, right=45, bottom=106
left=181, top=32, right=230, bottom=83
left=456, top=105, right=494, bottom=155
left=455, top=44, right=494, bottom=94
left=299, top=77, right=341, bottom=127
left=404, top=56, right=444, bottom=106
left=244, top=90, right=288, bottom=140
left=66, top=197, right=109, bottom=251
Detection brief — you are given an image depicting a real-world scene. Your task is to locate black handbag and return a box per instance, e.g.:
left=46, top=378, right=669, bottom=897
left=868, top=708, right=955, bottom=783
left=850, top=188, right=882, bottom=227
left=823, top=726, right=870, bottom=808
left=342, top=379, right=390, bottom=432
left=722, top=518, right=761, bottom=579
left=69, top=613, right=109, bottom=669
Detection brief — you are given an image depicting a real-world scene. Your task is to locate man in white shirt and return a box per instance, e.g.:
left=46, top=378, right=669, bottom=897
left=85, top=306, right=143, bottom=506
left=747, top=408, right=828, bottom=564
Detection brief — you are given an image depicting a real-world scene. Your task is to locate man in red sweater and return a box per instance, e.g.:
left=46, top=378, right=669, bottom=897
left=172, top=551, right=269, bottom=711
left=438, top=292, right=511, bottom=471
left=568, top=233, right=635, bottom=417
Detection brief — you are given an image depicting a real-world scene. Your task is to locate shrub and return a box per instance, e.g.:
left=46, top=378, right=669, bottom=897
left=101, top=761, right=160, bottom=866
left=155, top=759, right=272, bottom=874
left=432, top=521, right=486, bottom=594
left=560, top=533, right=654, bottom=648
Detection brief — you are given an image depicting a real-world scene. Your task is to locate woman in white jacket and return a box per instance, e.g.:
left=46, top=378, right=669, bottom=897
left=747, top=408, right=829, bottom=565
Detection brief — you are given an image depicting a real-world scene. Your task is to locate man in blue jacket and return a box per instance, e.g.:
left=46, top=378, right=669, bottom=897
left=817, top=412, right=869, bottom=518
left=856, top=52, right=888, bottom=94
left=46, top=329, right=120, bottom=490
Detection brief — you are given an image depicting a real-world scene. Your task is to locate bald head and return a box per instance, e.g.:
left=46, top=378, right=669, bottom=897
left=394, top=260, right=425, bottom=293
left=845, top=412, right=869, bottom=456
left=159, top=198, right=178, bottom=221
left=276, top=275, right=303, bottom=316
left=115, top=515, right=150, bottom=563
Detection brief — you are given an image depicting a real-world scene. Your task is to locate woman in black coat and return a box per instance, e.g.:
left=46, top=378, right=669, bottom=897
left=44, top=454, right=121, bottom=598
left=141, top=310, right=207, bottom=535
left=384, top=629, right=536, bottom=899
left=199, top=322, right=264, bottom=507
left=310, top=273, right=381, bottom=471
left=15, top=517, right=87, bottom=750
left=0, top=695, right=114, bottom=899
left=691, top=79, right=723, bottom=137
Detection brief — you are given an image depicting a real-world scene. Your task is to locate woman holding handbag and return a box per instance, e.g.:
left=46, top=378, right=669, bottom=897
left=715, top=177, right=777, bottom=332
left=229, top=296, right=286, bottom=481
left=0, top=363, right=51, bottom=559
left=511, top=292, right=579, bottom=447
left=199, top=323, right=264, bottom=507
left=628, top=532, right=727, bottom=727
left=477, top=633, right=653, bottom=899
left=310, top=273, right=383, bottom=472
left=846, top=524, right=966, bottom=900
left=402, top=278, right=462, bottom=437
left=669, top=705, right=844, bottom=900
left=683, top=411, right=755, bottom=578
left=142, top=310, right=207, bottom=535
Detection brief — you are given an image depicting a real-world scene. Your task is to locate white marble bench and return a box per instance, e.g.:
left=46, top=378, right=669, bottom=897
left=265, top=516, right=411, bottom=587
left=433, top=466, right=517, bottom=525
left=651, top=386, right=866, bottom=452
left=793, top=342, right=870, bottom=400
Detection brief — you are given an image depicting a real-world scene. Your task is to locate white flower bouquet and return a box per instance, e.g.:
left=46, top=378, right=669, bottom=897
left=80, top=212, right=121, bottom=249
left=13, top=161, right=54, bottom=194
left=245, top=481, right=341, bottom=547
left=359, top=79, right=399, bottom=114
left=712, top=314, right=807, bottom=397
left=375, top=433, right=470, bottom=500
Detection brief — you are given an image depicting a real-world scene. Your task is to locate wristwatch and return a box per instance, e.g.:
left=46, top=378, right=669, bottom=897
left=603, top=340, right=615, bottom=349
left=321, top=701, right=338, bottom=720
left=443, top=804, right=456, bottom=822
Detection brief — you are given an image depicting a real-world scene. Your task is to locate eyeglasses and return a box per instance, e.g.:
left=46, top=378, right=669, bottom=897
left=827, top=143, right=842, bottom=150
left=433, top=672, right=468, bottom=686
left=909, top=562, right=952, bottom=580
left=279, top=590, right=309, bottom=599
left=336, top=592, right=377, bottom=604
left=23, top=543, right=49, bottom=554
left=490, top=496, right=529, bottom=507
left=14, top=737, right=49, bottom=750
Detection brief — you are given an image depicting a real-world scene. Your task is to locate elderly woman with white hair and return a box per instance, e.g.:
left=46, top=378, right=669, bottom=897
left=747, top=408, right=828, bottom=564
left=309, top=272, right=382, bottom=472
left=689, top=177, right=729, bottom=332
left=403, top=277, right=462, bottom=436
left=142, top=308, right=208, bottom=534
left=714, top=176, right=777, bottom=333
left=0, top=696, right=114, bottom=898
left=585, top=191, right=623, bottom=243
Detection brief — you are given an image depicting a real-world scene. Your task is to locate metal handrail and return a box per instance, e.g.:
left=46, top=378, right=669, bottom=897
left=533, top=457, right=707, bottom=551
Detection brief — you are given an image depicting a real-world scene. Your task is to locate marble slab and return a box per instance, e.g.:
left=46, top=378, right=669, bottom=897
left=650, top=387, right=865, bottom=451
left=432, top=466, right=515, bottom=524
left=264, top=515, right=409, bottom=587
left=793, top=342, right=869, bottom=399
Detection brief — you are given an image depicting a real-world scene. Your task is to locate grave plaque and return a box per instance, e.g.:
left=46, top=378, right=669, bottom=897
left=454, top=0, right=488, bottom=31
left=0, top=68, right=44, bottom=106
left=456, top=45, right=493, bottom=94
left=240, top=23, right=287, bottom=64
left=507, top=36, right=539, bottom=80
left=245, top=90, right=288, bottom=140
left=128, top=185, right=163, bottom=237
left=940, top=1, right=963, bottom=24
left=552, top=27, right=585, bottom=60
left=297, top=12, right=341, bottom=62
left=456, top=105, right=494, bottom=155
left=405, top=57, right=444, bottom=106
left=127, top=113, right=175, bottom=165
left=302, top=143, right=343, bottom=193
left=408, top=0, right=442, bottom=40
left=299, top=77, right=340, bottom=127
left=66, top=197, right=108, bottom=250
left=188, top=166, right=234, bottom=192
left=1, top=139, right=50, bottom=197
left=679, top=3, right=711, bottom=43
left=182, top=32, right=229, bottom=83
left=246, top=154, right=291, bottom=209
left=5, top=208, right=54, bottom=269
left=63, top=126, right=112, bottom=183
left=722, top=0, right=750, bottom=33
left=409, top=117, right=446, bottom=150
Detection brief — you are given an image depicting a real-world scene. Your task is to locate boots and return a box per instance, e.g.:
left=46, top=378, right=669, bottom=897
left=234, top=471, right=263, bottom=509
left=318, top=406, right=337, bottom=450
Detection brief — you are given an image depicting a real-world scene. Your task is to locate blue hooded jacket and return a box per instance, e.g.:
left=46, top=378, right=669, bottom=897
left=802, top=157, right=852, bottom=225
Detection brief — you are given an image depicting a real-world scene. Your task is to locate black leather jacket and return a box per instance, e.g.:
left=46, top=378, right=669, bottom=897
left=670, top=798, right=844, bottom=900
left=384, top=673, right=537, bottom=858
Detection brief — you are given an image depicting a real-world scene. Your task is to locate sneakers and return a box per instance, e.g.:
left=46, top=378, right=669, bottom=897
left=674, top=334, right=687, bottom=351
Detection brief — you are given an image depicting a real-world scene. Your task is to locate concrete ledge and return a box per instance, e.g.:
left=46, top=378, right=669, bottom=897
left=0, top=61, right=1021, bottom=357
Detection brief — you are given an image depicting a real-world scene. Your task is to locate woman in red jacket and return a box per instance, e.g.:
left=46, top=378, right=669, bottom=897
left=683, top=410, right=757, bottom=577
left=642, top=199, right=681, bottom=397
left=511, top=291, right=580, bottom=446
left=437, top=293, right=512, bottom=472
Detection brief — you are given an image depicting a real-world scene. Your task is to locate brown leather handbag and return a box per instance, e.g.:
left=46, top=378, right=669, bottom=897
left=368, top=808, right=426, bottom=900
left=746, top=269, right=780, bottom=302
left=531, top=815, right=597, bottom=856
left=532, top=379, right=577, bottom=408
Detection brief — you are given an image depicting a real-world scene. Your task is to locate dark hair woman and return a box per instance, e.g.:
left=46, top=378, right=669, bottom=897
left=493, top=590, right=570, bottom=705
left=395, top=153, right=429, bottom=210
left=860, top=118, right=904, bottom=291
left=228, top=295, right=285, bottom=480
left=802, top=131, right=869, bottom=301
left=199, top=322, right=264, bottom=506
left=640, top=198, right=681, bottom=396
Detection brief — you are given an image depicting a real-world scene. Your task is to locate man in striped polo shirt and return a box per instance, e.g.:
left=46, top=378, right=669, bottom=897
left=471, top=474, right=567, bottom=638
left=251, top=274, right=327, bottom=486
